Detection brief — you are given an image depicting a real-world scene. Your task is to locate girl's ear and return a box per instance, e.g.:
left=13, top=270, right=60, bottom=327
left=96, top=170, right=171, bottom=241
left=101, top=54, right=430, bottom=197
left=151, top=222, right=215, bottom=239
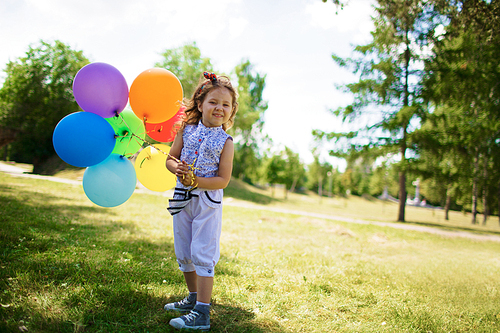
left=197, top=101, right=202, bottom=113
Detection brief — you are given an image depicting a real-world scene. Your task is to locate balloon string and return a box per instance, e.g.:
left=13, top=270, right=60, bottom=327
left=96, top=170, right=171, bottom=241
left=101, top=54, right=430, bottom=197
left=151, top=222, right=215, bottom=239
left=116, top=113, right=180, bottom=165
left=121, top=132, right=134, bottom=156
left=129, top=132, right=170, bottom=156
left=137, top=129, right=151, bottom=136
left=117, top=113, right=170, bottom=157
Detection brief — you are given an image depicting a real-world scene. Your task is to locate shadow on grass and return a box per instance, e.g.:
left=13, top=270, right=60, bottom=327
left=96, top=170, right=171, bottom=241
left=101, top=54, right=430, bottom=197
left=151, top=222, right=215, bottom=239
left=211, top=304, right=285, bottom=333
left=402, top=219, right=500, bottom=237
left=225, top=178, right=276, bottom=205
left=0, top=182, right=287, bottom=333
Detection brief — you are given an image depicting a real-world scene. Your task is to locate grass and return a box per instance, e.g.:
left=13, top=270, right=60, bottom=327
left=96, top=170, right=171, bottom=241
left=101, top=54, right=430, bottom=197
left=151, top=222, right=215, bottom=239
left=1, top=169, right=500, bottom=332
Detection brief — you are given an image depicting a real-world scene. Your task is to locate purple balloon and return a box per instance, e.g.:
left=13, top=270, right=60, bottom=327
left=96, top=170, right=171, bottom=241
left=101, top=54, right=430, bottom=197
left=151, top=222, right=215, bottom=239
left=73, top=62, right=129, bottom=118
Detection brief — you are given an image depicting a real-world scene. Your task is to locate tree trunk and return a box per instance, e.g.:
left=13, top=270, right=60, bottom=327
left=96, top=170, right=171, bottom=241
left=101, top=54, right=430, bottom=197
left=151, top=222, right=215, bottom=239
left=397, top=131, right=407, bottom=222
left=445, top=185, right=451, bottom=221
left=498, top=180, right=500, bottom=226
left=318, top=176, right=323, bottom=198
left=398, top=31, right=410, bottom=223
left=398, top=171, right=406, bottom=222
left=482, top=156, right=489, bottom=225
left=289, top=177, right=298, bottom=193
left=0, top=127, right=18, bottom=150
left=471, top=149, right=479, bottom=224
left=397, top=127, right=408, bottom=222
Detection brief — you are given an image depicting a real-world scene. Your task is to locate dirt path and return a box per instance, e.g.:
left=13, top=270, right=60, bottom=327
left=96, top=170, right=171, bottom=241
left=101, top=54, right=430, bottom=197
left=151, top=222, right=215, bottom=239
left=2, top=161, right=500, bottom=243
left=224, top=199, right=500, bottom=243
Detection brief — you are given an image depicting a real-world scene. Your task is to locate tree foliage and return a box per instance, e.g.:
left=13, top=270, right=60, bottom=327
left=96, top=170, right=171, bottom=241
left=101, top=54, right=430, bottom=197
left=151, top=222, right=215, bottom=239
left=420, top=0, right=500, bottom=223
left=0, top=40, right=89, bottom=174
left=155, top=42, right=213, bottom=99
left=261, top=147, right=306, bottom=198
left=315, top=0, right=443, bottom=221
left=232, top=60, right=268, bottom=140
left=321, top=0, right=500, bottom=223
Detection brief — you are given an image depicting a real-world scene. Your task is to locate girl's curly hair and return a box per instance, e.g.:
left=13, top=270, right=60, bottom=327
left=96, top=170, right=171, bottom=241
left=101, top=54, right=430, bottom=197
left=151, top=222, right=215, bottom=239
left=180, top=72, right=238, bottom=132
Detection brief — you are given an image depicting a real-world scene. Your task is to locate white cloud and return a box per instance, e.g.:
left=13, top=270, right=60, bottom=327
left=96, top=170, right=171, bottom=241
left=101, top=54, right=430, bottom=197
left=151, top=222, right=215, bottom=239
left=306, top=0, right=375, bottom=43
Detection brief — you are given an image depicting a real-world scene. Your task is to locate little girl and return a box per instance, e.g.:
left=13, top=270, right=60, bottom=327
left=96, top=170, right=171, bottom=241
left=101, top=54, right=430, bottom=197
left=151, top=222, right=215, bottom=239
left=165, top=72, right=238, bottom=331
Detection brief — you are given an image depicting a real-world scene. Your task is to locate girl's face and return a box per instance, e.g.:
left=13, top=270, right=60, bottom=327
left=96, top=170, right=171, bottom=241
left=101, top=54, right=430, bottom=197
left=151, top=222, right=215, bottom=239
left=198, top=87, right=233, bottom=128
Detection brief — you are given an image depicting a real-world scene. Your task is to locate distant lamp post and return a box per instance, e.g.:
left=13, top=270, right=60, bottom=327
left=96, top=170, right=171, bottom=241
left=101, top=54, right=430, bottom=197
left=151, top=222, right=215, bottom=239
left=411, top=178, right=421, bottom=205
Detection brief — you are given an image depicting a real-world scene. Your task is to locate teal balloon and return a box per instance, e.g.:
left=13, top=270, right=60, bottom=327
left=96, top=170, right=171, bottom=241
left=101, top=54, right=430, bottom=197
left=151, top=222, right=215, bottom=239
left=83, top=154, right=136, bottom=207
left=53, top=112, right=115, bottom=167
left=106, top=109, right=145, bottom=156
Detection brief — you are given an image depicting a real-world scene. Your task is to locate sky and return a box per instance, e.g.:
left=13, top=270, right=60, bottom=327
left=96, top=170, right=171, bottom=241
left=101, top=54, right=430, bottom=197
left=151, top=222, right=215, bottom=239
left=1, top=0, right=376, bottom=170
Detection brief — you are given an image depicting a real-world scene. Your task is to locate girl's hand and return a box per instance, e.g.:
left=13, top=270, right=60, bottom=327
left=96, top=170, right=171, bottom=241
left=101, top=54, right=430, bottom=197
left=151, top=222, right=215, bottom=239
left=175, top=160, right=189, bottom=180
left=179, top=171, right=195, bottom=187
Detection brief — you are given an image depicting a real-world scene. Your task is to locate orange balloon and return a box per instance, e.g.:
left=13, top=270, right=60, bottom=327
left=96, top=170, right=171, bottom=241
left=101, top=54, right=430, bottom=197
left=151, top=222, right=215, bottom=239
left=129, top=68, right=183, bottom=123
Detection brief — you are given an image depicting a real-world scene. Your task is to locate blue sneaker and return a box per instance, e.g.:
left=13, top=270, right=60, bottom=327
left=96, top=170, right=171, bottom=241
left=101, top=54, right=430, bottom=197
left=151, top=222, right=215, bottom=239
left=164, top=293, right=196, bottom=313
left=169, top=305, right=210, bottom=331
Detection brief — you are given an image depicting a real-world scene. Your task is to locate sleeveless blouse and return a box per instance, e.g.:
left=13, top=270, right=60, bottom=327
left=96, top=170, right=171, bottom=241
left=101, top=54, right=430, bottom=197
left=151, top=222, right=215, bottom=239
left=180, top=121, right=232, bottom=179
left=168, top=122, right=232, bottom=215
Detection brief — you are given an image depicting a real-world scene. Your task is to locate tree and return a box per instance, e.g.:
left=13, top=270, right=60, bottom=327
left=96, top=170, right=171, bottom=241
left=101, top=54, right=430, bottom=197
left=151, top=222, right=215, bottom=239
left=262, top=151, right=286, bottom=197
left=411, top=115, right=467, bottom=219
left=155, top=42, right=213, bottom=99
left=422, top=0, right=500, bottom=224
left=281, top=147, right=306, bottom=196
left=232, top=60, right=268, bottom=139
left=0, top=40, right=89, bottom=174
left=343, top=153, right=377, bottom=196
left=306, top=151, right=333, bottom=196
left=232, top=141, right=261, bottom=183
left=314, top=0, right=443, bottom=221
left=261, top=147, right=306, bottom=198
left=231, top=60, right=269, bottom=181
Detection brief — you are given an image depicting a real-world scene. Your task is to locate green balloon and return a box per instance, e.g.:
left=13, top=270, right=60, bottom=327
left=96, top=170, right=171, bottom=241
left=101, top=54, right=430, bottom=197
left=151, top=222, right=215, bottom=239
left=106, top=109, right=145, bottom=156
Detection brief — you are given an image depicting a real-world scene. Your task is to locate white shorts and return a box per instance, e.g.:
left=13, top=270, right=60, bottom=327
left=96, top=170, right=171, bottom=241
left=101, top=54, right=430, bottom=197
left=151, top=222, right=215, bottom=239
left=172, top=193, right=222, bottom=277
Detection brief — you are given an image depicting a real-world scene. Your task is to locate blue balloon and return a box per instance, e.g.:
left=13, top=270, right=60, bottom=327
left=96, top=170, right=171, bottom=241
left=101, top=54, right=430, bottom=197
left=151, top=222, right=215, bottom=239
left=53, top=112, right=116, bottom=167
left=83, top=154, right=137, bottom=207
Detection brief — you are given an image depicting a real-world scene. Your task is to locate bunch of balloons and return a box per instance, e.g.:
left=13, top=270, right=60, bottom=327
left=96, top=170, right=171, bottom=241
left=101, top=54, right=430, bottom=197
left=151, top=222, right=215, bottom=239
left=52, top=62, right=184, bottom=207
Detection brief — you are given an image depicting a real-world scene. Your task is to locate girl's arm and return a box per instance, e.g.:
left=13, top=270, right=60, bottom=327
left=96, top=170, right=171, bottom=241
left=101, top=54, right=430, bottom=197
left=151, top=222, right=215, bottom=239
left=166, top=128, right=189, bottom=178
left=195, top=138, right=234, bottom=190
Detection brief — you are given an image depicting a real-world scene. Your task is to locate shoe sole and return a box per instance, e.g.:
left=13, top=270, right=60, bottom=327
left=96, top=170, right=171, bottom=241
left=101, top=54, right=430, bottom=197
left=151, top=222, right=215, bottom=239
left=169, top=318, right=210, bottom=331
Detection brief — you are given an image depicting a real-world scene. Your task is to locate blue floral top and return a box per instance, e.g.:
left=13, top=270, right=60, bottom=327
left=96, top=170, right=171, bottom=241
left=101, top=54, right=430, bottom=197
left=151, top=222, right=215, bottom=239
left=168, top=122, right=232, bottom=214
left=180, top=121, right=232, bottom=180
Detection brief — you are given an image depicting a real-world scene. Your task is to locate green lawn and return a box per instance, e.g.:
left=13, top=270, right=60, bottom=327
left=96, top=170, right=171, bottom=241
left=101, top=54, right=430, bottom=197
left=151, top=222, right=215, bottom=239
left=1, top=171, right=500, bottom=332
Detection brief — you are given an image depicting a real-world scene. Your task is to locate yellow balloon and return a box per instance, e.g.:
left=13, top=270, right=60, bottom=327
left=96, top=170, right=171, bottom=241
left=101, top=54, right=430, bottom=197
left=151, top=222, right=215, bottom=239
left=135, top=144, right=176, bottom=192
